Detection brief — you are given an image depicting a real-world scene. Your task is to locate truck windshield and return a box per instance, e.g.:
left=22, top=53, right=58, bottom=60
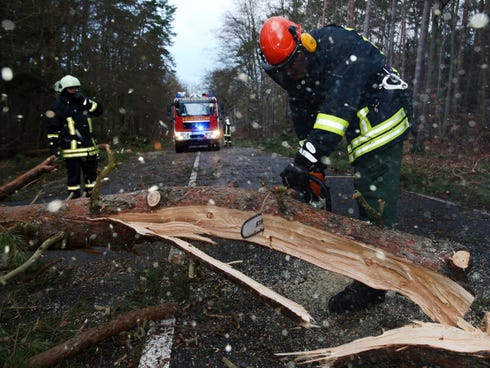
left=181, top=102, right=213, bottom=116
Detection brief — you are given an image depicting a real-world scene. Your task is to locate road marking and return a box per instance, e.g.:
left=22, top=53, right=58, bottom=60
left=139, top=151, right=201, bottom=367
left=188, top=151, right=200, bottom=187
left=138, top=318, right=176, bottom=368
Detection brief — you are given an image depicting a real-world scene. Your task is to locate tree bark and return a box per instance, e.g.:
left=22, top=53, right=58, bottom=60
left=0, top=186, right=470, bottom=278
left=0, top=155, right=58, bottom=200
left=0, top=186, right=474, bottom=327
left=412, top=0, right=431, bottom=152
left=27, top=303, right=178, bottom=368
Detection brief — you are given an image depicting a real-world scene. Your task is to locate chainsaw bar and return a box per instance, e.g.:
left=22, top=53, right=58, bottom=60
left=241, top=213, right=264, bottom=238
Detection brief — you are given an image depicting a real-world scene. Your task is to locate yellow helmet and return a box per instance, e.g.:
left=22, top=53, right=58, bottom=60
left=57, top=75, right=81, bottom=91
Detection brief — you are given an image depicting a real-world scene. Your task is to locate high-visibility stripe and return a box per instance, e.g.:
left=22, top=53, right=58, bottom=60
left=47, top=133, right=59, bottom=138
left=67, top=117, right=75, bottom=135
left=89, top=101, right=98, bottom=113
left=67, top=185, right=81, bottom=191
left=85, top=182, right=95, bottom=189
left=67, top=117, right=77, bottom=150
left=88, top=118, right=93, bottom=133
left=350, top=107, right=407, bottom=149
left=298, top=147, right=318, bottom=163
left=61, top=145, right=99, bottom=158
left=313, top=113, right=349, bottom=136
left=348, top=117, right=410, bottom=163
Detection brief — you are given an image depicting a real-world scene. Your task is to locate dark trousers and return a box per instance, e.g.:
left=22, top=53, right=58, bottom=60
left=353, top=142, right=403, bottom=228
left=65, top=157, right=98, bottom=198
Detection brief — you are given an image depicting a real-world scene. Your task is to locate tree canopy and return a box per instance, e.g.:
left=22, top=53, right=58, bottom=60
left=0, top=0, right=488, bottom=156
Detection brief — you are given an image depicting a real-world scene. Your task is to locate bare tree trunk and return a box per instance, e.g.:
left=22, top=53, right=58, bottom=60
left=321, top=0, right=329, bottom=27
left=412, top=0, right=431, bottom=152
left=346, top=0, right=355, bottom=28
left=451, top=0, right=469, bottom=117
left=386, top=0, right=397, bottom=65
left=362, top=0, right=372, bottom=37
left=399, top=0, right=408, bottom=76
left=442, top=0, right=460, bottom=138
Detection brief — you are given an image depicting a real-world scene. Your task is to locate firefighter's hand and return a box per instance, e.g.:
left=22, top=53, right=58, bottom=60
left=280, top=163, right=310, bottom=192
left=49, top=148, right=60, bottom=159
left=72, top=91, right=93, bottom=109
left=71, top=91, right=86, bottom=104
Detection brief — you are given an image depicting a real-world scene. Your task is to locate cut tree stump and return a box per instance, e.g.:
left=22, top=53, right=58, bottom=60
left=0, top=187, right=474, bottom=326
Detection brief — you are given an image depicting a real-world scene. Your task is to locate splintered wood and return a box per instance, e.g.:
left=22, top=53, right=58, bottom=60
left=276, top=321, right=490, bottom=366
left=109, top=205, right=474, bottom=327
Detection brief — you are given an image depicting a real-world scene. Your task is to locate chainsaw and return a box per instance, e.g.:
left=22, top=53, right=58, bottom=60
left=297, top=173, right=332, bottom=212
left=240, top=173, right=332, bottom=239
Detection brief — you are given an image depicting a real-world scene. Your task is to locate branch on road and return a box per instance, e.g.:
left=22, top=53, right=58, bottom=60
left=28, top=303, right=179, bottom=368
left=0, top=155, right=58, bottom=201
left=0, top=231, right=64, bottom=285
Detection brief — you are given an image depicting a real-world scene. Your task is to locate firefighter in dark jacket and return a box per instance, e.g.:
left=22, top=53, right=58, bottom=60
left=45, top=75, right=103, bottom=199
left=259, top=17, right=413, bottom=313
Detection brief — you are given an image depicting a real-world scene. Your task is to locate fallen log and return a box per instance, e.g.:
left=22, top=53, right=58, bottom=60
left=0, top=186, right=471, bottom=279
left=277, top=321, right=490, bottom=367
left=27, top=302, right=178, bottom=368
left=0, top=186, right=474, bottom=326
left=0, top=155, right=58, bottom=200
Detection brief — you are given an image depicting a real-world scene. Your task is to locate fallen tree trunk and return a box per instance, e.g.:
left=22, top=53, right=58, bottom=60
left=0, top=187, right=474, bottom=326
left=0, top=155, right=58, bottom=200
left=0, top=186, right=470, bottom=279
left=27, top=302, right=179, bottom=368
left=277, top=321, right=490, bottom=367
left=108, top=206, right=473, bottom=327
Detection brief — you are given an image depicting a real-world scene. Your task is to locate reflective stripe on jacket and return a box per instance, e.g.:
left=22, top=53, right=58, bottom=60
left=61, top=117, right=99, bottom=158
left=347, top=107, right=409, bottom=163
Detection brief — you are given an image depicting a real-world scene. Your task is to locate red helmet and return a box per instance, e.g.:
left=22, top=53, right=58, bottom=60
left=259, top=17, right=302, bottom=67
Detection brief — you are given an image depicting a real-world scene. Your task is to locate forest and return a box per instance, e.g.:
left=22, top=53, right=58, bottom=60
left=0, top=0, right=488, bottom=157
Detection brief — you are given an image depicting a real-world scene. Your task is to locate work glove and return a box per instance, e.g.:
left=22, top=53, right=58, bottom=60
left=281, top=140, right=319, bottom=192
left=71, top=91, right=94, bottom=110
left=280, top=161, right=310, bottom=192
left=71, top=91, right=87, bottom=104
left=49, top=147, right=59, bottom=158
left=48, top=137, right=60, bottom=157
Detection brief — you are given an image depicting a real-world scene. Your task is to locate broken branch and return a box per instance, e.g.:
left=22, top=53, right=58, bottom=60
left=0, top=231, right=64, bottom=285
left=276, top=321, right=490, bottom=366
left=0, top=155, right=57, bottom=200
left=28, top=303, right=179, bottom=368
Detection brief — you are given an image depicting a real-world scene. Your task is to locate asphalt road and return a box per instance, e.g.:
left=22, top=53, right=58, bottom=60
left=5, top=146, right=489, bottom=368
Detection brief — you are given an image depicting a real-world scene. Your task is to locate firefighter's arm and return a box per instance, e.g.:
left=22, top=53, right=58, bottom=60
left=73, top=91, right=103, bottom=116
left=85, top=98, right=103, bottom=116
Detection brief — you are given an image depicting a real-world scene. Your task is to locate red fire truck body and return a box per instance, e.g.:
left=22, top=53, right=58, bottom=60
left=172, top=93, right=221, bottom=153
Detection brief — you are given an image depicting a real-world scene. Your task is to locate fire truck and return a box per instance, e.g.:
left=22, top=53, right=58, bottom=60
left=171, top=92, right=222, bottom=153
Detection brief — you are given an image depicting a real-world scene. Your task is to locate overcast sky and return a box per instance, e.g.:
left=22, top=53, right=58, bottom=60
left=168, top=0, right=235, bottom=91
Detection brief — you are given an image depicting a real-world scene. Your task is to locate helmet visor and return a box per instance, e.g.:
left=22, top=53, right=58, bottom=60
left=263, top=49, right=308, bottom=88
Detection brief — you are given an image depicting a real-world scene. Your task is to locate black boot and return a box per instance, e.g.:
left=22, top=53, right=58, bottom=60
left=328, top=280, right=386, bottom=313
